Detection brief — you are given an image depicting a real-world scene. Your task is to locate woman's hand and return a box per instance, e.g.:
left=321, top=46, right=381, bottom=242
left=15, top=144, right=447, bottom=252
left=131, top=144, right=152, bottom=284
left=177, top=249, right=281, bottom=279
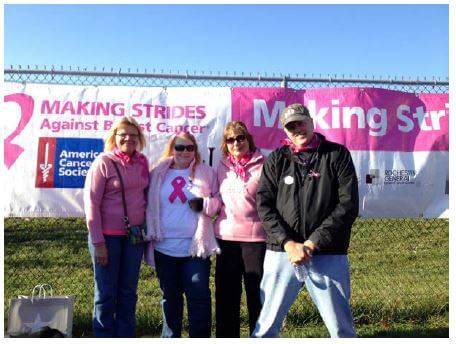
left=188, top=197, right=204, bottom=212
left=94, top=244, right=108, bottom=266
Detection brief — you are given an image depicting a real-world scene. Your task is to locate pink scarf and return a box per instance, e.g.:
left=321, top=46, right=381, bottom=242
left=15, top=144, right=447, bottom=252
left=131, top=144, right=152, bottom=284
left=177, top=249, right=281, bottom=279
left=113, top=148, right=149, bottom=179
left=280, top=134, right=320, bottom=153
left=228, top=152, right=253, bottom=181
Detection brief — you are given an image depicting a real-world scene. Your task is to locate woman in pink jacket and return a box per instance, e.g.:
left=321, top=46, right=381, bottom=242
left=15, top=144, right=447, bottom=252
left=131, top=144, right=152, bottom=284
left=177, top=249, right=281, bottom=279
left=84, top=116, right=149, bottom=337
left=145, top=132, right=220, bottom=338
left=214, top=121, right=267, bottom=337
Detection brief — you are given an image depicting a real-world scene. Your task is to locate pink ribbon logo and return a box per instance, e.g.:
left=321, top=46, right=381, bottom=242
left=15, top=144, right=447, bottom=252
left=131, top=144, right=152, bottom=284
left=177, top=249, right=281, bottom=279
left=169, top=176, right=188, bottom=203
left=308, top=170, right=321, bottom=178
left=4, top=93, right=35, bottom=169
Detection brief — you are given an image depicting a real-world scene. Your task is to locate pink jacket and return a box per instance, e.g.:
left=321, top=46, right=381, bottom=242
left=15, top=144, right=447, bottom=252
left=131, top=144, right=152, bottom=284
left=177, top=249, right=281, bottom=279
left=83, top=151, right=149, bottom=245
left=214, top=149, right=267, bottom=242
left=144, top=158, right=221, bottom=267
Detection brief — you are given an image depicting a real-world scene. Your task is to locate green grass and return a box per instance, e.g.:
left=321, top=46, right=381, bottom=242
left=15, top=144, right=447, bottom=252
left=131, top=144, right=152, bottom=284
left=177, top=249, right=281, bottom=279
left=4, top=217, right=449, bottom=337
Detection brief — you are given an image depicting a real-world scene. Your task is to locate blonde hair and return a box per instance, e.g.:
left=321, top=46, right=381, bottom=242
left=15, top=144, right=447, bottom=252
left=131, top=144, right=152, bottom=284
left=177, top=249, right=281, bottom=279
left=104, top=116, right=146, bottom=152
left=160, top=133, right=201, bottom=179
left=220, top=121, right=256, bottom=156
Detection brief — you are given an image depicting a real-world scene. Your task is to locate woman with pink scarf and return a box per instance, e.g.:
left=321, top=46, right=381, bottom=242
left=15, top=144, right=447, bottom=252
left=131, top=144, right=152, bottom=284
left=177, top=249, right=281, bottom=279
left=84, top=116, right=149, bottom=337
left=145, top=133, right=220, bottom=338
left=214, top=121, right=267, bottom=337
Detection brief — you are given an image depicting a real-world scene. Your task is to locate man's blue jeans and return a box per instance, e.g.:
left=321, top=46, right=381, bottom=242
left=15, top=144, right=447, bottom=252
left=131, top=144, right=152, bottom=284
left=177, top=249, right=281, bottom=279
left=252, top=250, right=356, bottom=338
left=154, top=250, right=212, bottom=338
left=88, top=235, right=145, bottom=337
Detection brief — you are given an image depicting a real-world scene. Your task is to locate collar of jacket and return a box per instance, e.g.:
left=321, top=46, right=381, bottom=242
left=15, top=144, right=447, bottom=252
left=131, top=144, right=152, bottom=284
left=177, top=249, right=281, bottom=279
left=105, top=150, right=145, bottom=165
left=281, top=132, right=326, bottom=162
left=153, top=156, right=200, bottom=184
left=220, top=148, right=264, bottom=170
left=154, top=156, right=197, bottom=171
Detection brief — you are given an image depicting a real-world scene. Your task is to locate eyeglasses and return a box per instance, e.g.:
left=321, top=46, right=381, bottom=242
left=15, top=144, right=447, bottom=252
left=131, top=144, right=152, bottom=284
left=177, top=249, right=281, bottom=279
left=116, top=133, right=139, bottom=139
left=174, top=144, right=195, bottom=152
left=226, top=135, right=246, bottom=145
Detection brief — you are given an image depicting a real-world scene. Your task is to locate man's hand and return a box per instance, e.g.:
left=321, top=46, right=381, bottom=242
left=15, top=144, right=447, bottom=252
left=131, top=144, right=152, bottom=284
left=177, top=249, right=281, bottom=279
left=284, top=240, right=316, bottom=265
left=94, top=244, right=108, bottom=266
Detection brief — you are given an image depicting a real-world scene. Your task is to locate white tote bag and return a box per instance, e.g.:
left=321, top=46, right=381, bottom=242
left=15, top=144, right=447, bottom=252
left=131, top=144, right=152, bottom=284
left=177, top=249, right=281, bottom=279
left=7, top=284, right=75, bottom=337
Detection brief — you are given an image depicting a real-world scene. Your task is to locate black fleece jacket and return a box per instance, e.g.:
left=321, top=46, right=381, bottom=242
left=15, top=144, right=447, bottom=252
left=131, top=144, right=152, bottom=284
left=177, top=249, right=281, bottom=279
left=256, top=133, right=359, bottom=254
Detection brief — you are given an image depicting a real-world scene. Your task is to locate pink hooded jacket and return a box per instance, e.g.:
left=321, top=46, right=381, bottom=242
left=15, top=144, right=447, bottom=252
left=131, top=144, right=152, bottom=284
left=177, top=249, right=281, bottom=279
left=83, top=151, right=149, bottom=245
left=214, top=149, right=267, bottom=242
left=144, top=158, right=221, bottom=267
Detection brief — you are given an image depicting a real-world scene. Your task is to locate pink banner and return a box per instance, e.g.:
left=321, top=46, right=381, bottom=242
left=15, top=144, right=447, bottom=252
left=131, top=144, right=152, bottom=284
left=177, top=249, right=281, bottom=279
left=231, top=87, right=448, bottom=152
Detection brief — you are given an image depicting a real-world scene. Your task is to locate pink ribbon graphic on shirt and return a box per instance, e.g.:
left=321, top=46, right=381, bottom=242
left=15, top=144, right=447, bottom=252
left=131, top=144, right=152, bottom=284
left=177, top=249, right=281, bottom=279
left=169, top=176, right=188, bottom=203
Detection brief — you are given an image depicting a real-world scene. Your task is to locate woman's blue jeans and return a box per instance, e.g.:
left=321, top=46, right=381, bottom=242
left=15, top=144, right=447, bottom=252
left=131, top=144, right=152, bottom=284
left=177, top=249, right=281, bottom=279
left=154, top=250, right=212, bottom=338
left=88, top=235, right=145, bottom=337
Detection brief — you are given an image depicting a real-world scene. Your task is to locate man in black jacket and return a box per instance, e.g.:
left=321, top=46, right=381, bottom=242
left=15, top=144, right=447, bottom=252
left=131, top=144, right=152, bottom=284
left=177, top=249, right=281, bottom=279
left=251, top=103, right=359, bottom=338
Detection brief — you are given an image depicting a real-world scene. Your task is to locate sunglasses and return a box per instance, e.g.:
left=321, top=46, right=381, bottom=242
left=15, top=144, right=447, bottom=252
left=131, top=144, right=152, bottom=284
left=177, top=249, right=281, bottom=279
left=285, top=121, right=306, bottom=131
left=226, top=135, right=246, bottom=145
left=174, top=144, right=195, bottom=152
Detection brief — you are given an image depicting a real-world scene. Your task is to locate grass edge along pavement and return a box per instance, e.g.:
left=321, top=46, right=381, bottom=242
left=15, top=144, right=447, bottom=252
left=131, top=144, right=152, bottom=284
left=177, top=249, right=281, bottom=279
left=4, top=217, right=449, bottom=337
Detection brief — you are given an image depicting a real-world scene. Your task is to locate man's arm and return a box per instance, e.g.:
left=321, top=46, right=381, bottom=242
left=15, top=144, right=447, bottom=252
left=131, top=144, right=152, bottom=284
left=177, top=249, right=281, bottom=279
left=307, top=147, right=359, bottom=251
left=256, top=152, right=293, bottom=249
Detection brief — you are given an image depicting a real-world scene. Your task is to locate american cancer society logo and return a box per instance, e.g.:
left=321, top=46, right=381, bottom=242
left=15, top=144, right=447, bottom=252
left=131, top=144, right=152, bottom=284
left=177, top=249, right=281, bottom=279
left=35, top=137, right=103, bottom=188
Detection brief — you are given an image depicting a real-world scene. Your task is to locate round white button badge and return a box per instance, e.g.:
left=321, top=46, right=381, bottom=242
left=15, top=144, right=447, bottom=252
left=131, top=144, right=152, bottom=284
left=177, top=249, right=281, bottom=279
left=284, top=176, right=294, bottom=185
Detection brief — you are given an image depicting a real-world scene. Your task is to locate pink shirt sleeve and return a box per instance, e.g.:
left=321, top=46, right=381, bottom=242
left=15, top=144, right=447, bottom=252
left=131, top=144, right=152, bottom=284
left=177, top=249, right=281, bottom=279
left=202, top=166, right=222, bottom=217
left=83, top=157, right=107, bottom=245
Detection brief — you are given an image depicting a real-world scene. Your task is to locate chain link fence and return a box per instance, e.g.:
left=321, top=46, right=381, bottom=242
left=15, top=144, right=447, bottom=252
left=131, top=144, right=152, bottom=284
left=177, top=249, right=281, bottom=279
left=4, top=68, right=449, bottom=337
left=4, top=67, right=449, bottom=92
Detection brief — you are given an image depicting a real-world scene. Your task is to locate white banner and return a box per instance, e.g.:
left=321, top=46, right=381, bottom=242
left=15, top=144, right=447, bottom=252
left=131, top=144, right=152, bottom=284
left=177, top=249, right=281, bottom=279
left=4, top=83, right=448, bottom=218
left=353, top=151, right=448, bottom=218
left=4, top=83, right=231, bottom=217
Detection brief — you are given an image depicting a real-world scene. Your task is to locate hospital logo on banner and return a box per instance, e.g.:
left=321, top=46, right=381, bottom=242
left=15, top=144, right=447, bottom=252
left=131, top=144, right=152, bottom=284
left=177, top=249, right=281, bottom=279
left=35, top=137, right=103, bottom=188
left=365, top=168, right=417, bottom=185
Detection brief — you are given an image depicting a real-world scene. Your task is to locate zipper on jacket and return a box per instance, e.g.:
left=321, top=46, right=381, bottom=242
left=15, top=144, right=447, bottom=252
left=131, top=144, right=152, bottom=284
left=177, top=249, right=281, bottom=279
left=297, top=163, right=309, bottom=241
left=296, top=151, right=319, bottom=241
